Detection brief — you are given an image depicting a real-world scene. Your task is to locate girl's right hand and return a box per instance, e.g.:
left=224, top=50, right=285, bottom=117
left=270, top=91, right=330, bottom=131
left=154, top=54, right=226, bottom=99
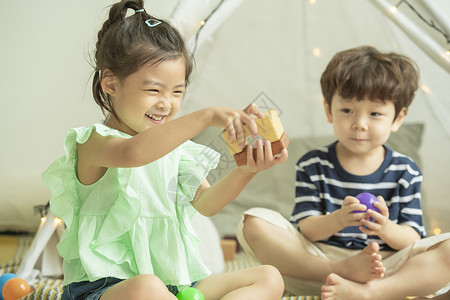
left=208, top=106, right=259, bottom=150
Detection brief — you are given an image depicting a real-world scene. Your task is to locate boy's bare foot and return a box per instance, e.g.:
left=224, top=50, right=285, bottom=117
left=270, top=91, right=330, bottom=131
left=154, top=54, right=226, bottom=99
left=322, top=273, right=449, bottom=300
left=321, top=273, right=375, bottom=300
left=332, top=242, right=385, bottom=283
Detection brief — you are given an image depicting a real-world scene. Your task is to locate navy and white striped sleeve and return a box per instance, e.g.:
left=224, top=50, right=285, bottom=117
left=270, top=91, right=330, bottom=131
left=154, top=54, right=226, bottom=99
left=390, top=152, right=426, bottom=237
left=290, top=151, right=326, bottom=226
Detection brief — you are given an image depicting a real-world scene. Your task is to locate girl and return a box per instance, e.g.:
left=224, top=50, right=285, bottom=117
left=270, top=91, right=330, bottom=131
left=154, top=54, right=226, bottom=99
left=42, top=0, right=288, bottom=299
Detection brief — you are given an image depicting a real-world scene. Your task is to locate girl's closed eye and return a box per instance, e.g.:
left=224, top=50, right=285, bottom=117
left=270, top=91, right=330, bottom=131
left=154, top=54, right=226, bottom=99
left=145, top=89, right=159, bottom=94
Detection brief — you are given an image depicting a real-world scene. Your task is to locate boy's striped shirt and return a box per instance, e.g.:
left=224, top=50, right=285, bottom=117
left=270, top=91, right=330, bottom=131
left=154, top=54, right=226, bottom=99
left=291, top=142, right=425, bottom=251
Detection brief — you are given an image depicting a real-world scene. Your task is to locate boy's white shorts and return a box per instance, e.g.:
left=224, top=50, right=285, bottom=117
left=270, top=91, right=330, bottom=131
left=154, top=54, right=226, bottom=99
left=236, top=207, right=450, bottom=296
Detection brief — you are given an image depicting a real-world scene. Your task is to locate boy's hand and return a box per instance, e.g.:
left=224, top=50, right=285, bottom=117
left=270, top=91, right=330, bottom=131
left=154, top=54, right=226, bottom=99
left=241, top=139, right=288, bottom=173
left=337, top=196, right=367, bottom=228
left=359, top=196, right=390, bottom=235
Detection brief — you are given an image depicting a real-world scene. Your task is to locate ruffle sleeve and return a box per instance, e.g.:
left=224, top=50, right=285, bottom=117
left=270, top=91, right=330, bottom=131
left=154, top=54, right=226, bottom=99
left=42, top=124, right=133, bottom=263
left=176, top=140, right=220, bottom=209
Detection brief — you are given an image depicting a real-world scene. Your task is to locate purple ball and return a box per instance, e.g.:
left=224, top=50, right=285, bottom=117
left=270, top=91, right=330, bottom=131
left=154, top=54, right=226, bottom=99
left=353, top=192, right=380, bottom=215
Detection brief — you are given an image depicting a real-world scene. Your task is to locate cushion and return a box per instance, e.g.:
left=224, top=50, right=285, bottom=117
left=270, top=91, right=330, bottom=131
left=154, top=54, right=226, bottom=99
left=192, top=123, right=424, bottom=236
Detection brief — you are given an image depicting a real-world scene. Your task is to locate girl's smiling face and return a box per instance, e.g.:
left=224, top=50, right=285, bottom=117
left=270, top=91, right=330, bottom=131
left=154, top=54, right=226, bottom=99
left=325, top=94, right=406, bottom=158
left=103, top=57, right=187, bottom=135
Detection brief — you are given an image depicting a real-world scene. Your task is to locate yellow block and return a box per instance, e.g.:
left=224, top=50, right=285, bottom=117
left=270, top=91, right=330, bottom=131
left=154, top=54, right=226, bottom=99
left=222, top=109, right=285, bottom=155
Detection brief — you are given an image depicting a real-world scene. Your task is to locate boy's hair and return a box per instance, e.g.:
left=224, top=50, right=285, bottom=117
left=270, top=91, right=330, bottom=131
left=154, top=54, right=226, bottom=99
left=92, top=0, right=193, bottom=118
left=320, top=45, right=419, bottom=118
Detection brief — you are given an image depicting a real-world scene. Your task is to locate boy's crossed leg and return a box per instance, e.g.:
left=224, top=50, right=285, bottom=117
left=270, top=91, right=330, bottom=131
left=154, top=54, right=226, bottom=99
left=242, top=214, right=384, bottom=284
left=321, top=239, right=450, bottom=300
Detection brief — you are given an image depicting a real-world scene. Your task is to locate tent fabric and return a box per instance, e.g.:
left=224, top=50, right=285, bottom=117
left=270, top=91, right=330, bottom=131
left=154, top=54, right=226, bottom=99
left=0, top=0, right=449, bottom=258
left=1, top=0, right=449, bottom=298
left=179, top=0, right=450, bottom=233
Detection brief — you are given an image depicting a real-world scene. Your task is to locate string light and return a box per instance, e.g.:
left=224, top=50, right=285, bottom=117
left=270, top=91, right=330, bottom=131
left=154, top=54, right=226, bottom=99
left=312, top=47, right=321, bottom=57
left=41, top=217, right=47, bottom=223
left=432, top=228, right=442, bottom=235
left=308, top=0, right=317, bottom=4
left=420, top=84, right=431, bottom=94
left=390, top=5, right=398, bottom=14
left=190, top=0, right=226, bottom=54
left=316, top=94, right=323, bottom=103
left=395, top=0, right=450, bottom=46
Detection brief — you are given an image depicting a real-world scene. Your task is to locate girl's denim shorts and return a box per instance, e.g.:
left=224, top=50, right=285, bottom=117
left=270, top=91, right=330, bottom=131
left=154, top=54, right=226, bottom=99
left=62, top=277, right=197, bottom=300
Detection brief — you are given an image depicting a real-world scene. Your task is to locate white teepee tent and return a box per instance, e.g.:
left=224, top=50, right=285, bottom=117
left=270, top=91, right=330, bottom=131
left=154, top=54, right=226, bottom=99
left=1, top=0, right=449, bottom=289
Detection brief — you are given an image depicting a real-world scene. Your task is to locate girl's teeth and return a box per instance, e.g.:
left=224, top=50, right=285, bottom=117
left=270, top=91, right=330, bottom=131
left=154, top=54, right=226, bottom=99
left=148, top=114, right=163, bottom=121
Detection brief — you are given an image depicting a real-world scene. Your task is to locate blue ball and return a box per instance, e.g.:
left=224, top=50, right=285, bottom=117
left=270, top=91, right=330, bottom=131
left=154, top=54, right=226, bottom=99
left=0, top=273, right=18, bottom=300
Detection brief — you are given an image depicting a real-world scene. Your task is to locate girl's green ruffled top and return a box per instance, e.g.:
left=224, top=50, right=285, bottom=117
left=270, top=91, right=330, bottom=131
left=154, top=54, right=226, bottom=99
left=42, top=124, right=220, bottom=288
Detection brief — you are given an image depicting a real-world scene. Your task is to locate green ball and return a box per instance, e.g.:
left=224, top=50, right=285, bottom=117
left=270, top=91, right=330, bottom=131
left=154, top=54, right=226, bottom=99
left=176, top=287, right=205, bottom=300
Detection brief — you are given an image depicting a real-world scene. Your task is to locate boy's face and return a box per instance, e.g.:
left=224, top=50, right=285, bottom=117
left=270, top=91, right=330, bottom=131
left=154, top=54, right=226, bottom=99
left=324, top=94, right=406, bottom=156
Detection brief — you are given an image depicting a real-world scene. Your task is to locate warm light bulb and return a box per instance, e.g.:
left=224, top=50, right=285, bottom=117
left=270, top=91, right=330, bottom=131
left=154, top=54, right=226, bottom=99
left=200, top=20, right=206, bottom=26
left=309, top=0, right=316, bottom=4
left=446, top=50, right=450, bottom=56
left=390, top=6, right=398, bottom=13
left=432, top=227, right=442, bottom=235
left=312, top=48, right=321, bottom=57
left=55, top=218, right=62, bottom=224
left=41, top=217, right=47, bottom=223
left=316, top=94, right=323, bottom=103
left=420, top=84, right=431, bottom=94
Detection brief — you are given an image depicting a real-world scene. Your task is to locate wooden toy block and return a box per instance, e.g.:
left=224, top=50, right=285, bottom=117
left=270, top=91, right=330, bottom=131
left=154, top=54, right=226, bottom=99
left=220, top=239, right=237, bottom=261
left=234, top=132, right=290, bottom=166
left=221, top=109, right=289, bottom=166
left=222, top=109, right=285, bottom=155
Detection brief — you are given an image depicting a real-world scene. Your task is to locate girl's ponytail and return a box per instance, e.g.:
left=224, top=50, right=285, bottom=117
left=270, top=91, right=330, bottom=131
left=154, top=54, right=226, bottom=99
left=93, top=0, right=144, bottom=118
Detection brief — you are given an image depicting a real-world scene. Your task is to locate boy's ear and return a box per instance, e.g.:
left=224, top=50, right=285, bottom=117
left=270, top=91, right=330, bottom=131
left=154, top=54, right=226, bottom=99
left=391, top=107, right=407, bottom=132
left=323, top=100, right=333, bottom=123
left=101, top=69, right=117, bottom=96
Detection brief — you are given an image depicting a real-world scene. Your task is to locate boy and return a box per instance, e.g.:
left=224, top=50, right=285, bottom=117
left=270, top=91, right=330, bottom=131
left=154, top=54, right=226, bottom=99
left=236, top=46, right=450, bottom=299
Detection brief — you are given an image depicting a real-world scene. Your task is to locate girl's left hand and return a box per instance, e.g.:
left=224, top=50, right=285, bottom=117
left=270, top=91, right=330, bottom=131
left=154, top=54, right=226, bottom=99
left=242, top=139, right=288, bottom=173
left=359, top=196, right=390, bottom=235
left=240, top=103, right=288, bottom=173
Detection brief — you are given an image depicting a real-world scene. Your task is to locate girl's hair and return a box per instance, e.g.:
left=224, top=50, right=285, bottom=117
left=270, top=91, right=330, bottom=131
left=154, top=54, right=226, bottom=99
left=92, top=0, right=193, bottom=118
left=320, top=45, right=419, bottom=118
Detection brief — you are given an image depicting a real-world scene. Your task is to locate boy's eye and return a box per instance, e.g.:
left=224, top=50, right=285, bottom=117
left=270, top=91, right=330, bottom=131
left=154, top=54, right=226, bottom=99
left=145, top=89, right=159, bottom=93
left=341, top=108, right=352, bottom=114
left=174, top=90, right=184, bottom=95
left=371, top=112, right=382, bottom=117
